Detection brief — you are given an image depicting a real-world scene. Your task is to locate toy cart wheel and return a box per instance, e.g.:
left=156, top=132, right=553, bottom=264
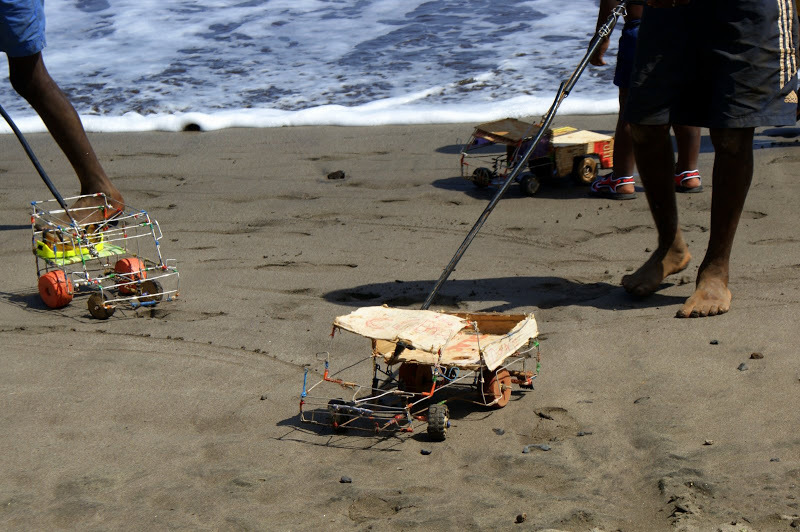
left=572, top=156, right=599, bottom=185
left=38, top=270, right=74, bottom=308
left=138, top=279, right=164, bottom=303
left=427, top=403, right=449, bottom=441
left=327, top=399, right=348, bottom=430
left=87, top=292, right=115, bottom=320
left=115, top=257, right=147, bottom=295
left=482, top=368, right=512, bottom=408
left=472, top=167, right=492, bottom=188
left=519, top=173, right=541, bottom=197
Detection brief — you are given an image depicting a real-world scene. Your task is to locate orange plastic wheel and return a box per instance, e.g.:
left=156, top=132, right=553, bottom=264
left=482, top=368, right=512, bottom=408
left=115, top=257, right=147, bottom=295
left=38, top=270, right=74, bottom=308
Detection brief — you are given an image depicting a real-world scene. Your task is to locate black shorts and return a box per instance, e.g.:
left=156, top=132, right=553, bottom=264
left=625, top=0, right=798, bottom=128
left=613, top=20, right=640, bottom=89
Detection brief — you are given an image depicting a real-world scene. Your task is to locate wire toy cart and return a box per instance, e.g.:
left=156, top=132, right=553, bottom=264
left=300, top=306, right=540, bottom=441
left=31, top=193, right=180, bottom=319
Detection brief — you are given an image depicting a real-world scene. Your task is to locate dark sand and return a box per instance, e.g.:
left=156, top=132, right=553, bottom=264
left=1, top=115, right=799, bottom=531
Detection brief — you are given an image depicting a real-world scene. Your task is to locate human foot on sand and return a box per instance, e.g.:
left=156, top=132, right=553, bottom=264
left=43, top=188, right=125, bottom=232
left=675, top=274, right=731, bottom=318
left=72, top=188, right=125, bottom=227
left=622, top=243, right=691, bottom=296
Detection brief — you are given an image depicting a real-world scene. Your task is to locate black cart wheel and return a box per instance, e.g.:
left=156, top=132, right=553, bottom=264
left=138, top=279, right=164, bottom=303
left=572, top=156, right=599, bottom=185
left=87, top=292, right=115, bottom=320
left=519, top=173, right=541, bottom=197
left=427, top=403, right=449, bottom=441
left=472, top=167, right=492, bottom=188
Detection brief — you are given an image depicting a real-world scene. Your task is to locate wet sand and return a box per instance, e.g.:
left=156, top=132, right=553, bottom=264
left=1, top=115, right=799, bottom=531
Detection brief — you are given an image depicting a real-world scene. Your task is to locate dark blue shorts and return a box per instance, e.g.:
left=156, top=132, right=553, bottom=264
left=613, top=20, right=640, bottom=89
left=625, top=0, right=798, bottom=128
left=0, top=0, right=47, bottom=58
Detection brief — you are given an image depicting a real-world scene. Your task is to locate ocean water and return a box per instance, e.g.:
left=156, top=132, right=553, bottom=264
left=0, top=0, right=620, bottom=133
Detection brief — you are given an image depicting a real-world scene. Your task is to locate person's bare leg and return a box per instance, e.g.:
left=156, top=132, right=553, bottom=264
left=8, top=53, right=123, bottom=222
left=676, top=127, right=753, bottom=318
left=622, top=123, right=691, bottom=296
left=673, top=124, right=701, bottom=188
left=610, top=88, right=636, bottom=194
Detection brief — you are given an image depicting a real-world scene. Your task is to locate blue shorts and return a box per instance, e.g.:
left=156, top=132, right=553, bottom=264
left=613, top=20, right=640, bottom=89
left=0, top=0, right=47, bottom=58
left=625, top=0, right=798, bottom=128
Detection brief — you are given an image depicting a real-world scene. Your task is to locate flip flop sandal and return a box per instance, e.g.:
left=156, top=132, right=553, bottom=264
left=675, top=170, right=703, bottom=193
left=589, top=173, right=637, bottom=200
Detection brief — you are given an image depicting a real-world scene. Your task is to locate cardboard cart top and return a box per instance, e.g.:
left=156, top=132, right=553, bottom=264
left=472, top=118, right=541, bottom=144
left=333, top=306, right=538, bottom=371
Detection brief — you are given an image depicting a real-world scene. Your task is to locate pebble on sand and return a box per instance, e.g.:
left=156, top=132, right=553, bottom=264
left=522, top=444, right=551, bottom=453
left=737, top=363, right=749, bottom=371
left=327, top=170, right=346, bottom=180
left=750, top=352, right=764, bottom=359
left=340, top=476, right=352, bottom=483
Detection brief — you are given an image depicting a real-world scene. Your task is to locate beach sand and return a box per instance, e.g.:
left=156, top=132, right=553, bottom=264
left=1, top=115, right=799, bottom=531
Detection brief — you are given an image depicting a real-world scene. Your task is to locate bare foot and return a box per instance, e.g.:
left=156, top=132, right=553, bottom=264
left=615, top=182, right=635, bottom=195
left=69, top=189, right=125, bottom=227
left=38, top=187, right=125, bottom=233
left=622, top=243, right=691, bottom=296
left=676, top=276, right=731, bottom=318
left=675, top=170, right=702, bottom=192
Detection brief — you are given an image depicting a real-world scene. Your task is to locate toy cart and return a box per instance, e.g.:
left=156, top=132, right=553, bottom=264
left=31, top=193, right=179, bottom=319
left=460, top=118, right=614, bottom=196
left=299, top=306, right=540, bottom=441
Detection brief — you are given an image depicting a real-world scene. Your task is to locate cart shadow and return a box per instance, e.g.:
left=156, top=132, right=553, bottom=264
left=274, top=420, right=407, bottom=451
left=0, top=224, right=31, bottom=231
left=0, top=289, right=94, bottom=324
left=323, top=276, right=685, bottom=313
left=1, top=289, right=54, bottom=312
left=0, top=288, right=159, bottom=322
left=275, top=391, right=521, bottom=450
left=431, top=175, right=596, bottom=201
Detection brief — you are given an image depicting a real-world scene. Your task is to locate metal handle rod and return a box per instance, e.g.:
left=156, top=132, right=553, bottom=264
left=0, top=102, right=77, bottom=226
left=422, top=1, right=629, bottom=310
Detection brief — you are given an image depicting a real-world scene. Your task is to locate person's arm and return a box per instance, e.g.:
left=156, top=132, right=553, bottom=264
left=589, top=0, right=619, bottom=66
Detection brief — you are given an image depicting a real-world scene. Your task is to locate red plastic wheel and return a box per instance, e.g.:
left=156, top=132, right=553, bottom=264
left=115, top=257, right=147, bottom=295
left=38, top=270, right=74, bottom=308
left=482, top=368, right=512, bottom=408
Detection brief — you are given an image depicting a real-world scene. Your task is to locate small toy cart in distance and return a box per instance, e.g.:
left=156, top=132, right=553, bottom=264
left=300, top=306, right=540, bottom=441
left=460, top=118, right=614, bottom=196
left=32, top=193, right=179, bottom=318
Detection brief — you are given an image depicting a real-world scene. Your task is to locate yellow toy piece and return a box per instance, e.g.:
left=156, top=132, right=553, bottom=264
left=34, top=230, right=104, bottom=260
